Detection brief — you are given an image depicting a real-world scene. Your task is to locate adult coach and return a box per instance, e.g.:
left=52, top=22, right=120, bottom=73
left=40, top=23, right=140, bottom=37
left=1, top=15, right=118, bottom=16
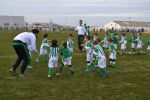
left=10, top=29, right=39, bottom=76
left=76, top=20, right=87, bottom=51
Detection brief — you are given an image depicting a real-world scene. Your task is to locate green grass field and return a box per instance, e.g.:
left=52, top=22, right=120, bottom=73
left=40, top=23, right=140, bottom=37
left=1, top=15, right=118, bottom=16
left=0, top=30, right=150, bottom=100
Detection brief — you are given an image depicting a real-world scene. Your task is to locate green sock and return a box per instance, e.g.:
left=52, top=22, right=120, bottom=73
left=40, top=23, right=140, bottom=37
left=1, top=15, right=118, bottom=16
left=44, top=55, right=47, bottom=61
left=100, top=68, right=107, bottom=77
left=60, top=63, right=64, bottom=72
left=69, top=65, right=74, bottom=74
left=28, top=58, right=31, bottom=66
left=36, top=55, right=40, bottom=61
left=48, top=68, right=53, bottom=76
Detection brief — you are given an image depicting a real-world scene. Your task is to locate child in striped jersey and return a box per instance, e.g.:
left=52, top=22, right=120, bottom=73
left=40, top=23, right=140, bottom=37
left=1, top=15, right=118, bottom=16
left=48, top=39, right=60, bottom=78
left=60, top=42, right=74, bottom=75
left=130, top=33, right=137, bottom=55
left=81, top=36, right=93, bottom=73
left=36, top=34, right=49, bottom=62
left=109, top=39, right=116, bottom=68
left=93, top=40, right=108, bottom=78
left=119, top=33, right=127, bottom=54
left=136, top=33, right=143, bottom=54
left=102, top=33, right=109, bottom=49
left=67, top=34, right=74, bottom=57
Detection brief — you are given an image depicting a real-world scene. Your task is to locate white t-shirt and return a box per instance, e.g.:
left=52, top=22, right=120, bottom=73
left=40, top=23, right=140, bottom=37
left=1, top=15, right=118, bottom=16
left=14, top=32, right=37, bottom=53
left=76, top=25, right=86, bottom=35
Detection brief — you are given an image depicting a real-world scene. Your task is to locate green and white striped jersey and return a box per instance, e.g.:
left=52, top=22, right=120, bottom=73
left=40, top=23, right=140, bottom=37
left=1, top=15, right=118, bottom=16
left=60, top=47, right=71, bottom=58
left=109, top=43, right=115, bottom=53
left=42, top=38, right=49, bottom=46
left=49, top=46, right=60, bottom=57
left=94, top=44, right=105, bottom=57
left=67, top=37, right=74, bottom=48
left=93, top=36, right=98, bottom=41
left=85, top=40, right=92, bottom=54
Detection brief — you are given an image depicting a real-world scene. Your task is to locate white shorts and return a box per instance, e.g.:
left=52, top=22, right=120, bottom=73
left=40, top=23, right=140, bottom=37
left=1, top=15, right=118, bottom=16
left=98, top=56, right=106, bottom=68
left=69, top=48, right=73, bottom=53
left=121, top=44, right=126, bottom=50
left=147, top=46, right=150, bottom=51
left=131, top=43, right=135, bottom=48
left=48, top=57, right=58, bottom=68
left=40, top=45, right=48, bottom=55
left=137, top=44, right=142, bottom=49
left=62, top=57, right=72, bottom=65
left=114, top=44, right=117, bottom=49
left=86, top=53, right=93, bottom=62
left=103, top=43, right=109, bottom=49
left=109, top=52, right=116, bottom=60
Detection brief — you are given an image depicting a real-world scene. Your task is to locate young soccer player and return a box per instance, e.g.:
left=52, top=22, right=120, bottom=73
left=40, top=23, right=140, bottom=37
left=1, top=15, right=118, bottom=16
left=109, top=39, right=116, bottom=68
left=67, top=34, right=74, bottom=57
left=119, top=33, right=127, bottom=54
left=36, top=34, right=49, bottom=62
left=102, top=32, right=109, bottom=49
left=59, top=42, right=74, bottom=75
left=48, top=39, right=60, bottom=78
left=147, top=39, right=150, bottom=56
left=130, top=33, right=137, bottom=55
left=82, top=36, right=93, bottom=73
left=93, top=40, right=108, bottom=78
left=136, top=33, right=143, bottom=54
left=93, top=33, right=98, bottom=41
left=113, top=33, right=118, bottom=49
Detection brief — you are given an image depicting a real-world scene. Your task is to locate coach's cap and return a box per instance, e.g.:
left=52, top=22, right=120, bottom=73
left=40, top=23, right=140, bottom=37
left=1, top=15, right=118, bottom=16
left=31, top=28, right=39, bottom=34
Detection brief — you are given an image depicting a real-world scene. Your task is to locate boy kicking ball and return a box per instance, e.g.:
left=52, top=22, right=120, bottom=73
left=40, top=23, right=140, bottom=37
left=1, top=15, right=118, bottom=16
left=48, top=39, right=60, bottom=78
left=36, top=34, right=49, bottom=62
left=93, top=40, right=108, bottom=78
left=60, top=41, right=74, bottom=75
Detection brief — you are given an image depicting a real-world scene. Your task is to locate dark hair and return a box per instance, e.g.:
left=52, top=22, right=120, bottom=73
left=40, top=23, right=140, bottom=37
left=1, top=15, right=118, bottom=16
left=93, top=40, right=98, bottom=45
left=69, top=34, right=73, bottom=37
left=51, top=39, right=57, bottom=47
left=44, top=34, right=48, bottom=38
left=87, top=36, right=91, bottom=40
left=94, top=33, right=98, bottom=35
left=31, top=28, right=39, bottom=34
left=109, top=38, right=113, bottom=43
left=97, top=38, right=101, bottom=43
left=62, top=41, right=67, bottom=47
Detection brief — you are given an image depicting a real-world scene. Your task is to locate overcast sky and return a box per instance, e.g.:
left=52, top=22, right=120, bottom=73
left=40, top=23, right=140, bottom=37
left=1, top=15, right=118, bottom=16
left=0, top=0, right=150, bottom=26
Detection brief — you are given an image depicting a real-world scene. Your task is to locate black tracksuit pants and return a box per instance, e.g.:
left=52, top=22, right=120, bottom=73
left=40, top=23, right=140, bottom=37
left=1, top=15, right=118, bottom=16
left=12, top=40, right=30, bottom=74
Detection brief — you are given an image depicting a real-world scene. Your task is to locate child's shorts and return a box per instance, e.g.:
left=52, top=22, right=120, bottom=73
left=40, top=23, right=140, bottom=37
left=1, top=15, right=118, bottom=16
left=98, top=56, right=106, bottom=68
left=109, top=52, right=116, bottom=60
left=48, top=57, right=58, bottom=68
left=86, top=53, right=93, bottom=63
left=103, top=43, right=109, bottom=49
left=40, top=45, right=48, bottom=55
left=121, top=44, right=126, bottom=50
left=137, top=44, right=142, bottom=49
left=62, top=57, right=72, bottom=65
left=147, top=46, right=150, bottom=51
left=131, top=43, right=135, bottom=48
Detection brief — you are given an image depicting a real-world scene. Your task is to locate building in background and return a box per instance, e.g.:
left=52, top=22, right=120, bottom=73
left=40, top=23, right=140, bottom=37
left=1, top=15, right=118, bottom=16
left=104, top=21, right=150, bottom=33
left=0, top=15, right=26, bottom=30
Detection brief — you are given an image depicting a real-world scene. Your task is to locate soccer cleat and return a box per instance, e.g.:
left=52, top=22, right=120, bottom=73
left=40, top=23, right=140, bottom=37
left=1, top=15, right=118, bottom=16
left=56, top=73, right=60, bottom=76
left=10, top=68, right=17, bottom=76
left=35, top=59, right=39, bottom=62
left=47, top=75, right=51, bottom=78
left=85, top=69, right=90, bottom=73
left=19, top=73, right=27, bottom=77
left=27, top=66, right=32, bottom=69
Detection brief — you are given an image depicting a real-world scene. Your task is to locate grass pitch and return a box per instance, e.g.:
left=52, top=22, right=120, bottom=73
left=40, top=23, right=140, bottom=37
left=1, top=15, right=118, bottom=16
left=0, top=30, right=150, bottom=100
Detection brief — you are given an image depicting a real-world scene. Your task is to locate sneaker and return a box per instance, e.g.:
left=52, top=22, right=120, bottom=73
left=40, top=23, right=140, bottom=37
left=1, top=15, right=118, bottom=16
left=19, top=73, right=27, bottom=77
left=27, top=66, right=32, bottom=69
left=10, top=68, right=17, bottom=76
left=35, top=59, right=39, bottom=62
left=85, top=69, right=90, bottom=73
left=56, top=73, right=60, bottom=76
left=70, top=71, right=74, bottom=75
left=47, top=75, right=51, bottom=78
